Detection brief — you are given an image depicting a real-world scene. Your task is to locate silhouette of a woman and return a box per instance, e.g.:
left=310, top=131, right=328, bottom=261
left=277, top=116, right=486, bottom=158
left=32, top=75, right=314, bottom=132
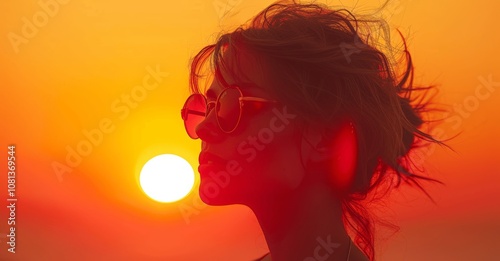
left=181, top=1, right=443, bottom=260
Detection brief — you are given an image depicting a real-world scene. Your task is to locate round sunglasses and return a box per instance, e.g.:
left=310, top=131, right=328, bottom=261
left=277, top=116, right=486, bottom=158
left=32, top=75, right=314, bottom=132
left=181, top=85, right=278, bottom=139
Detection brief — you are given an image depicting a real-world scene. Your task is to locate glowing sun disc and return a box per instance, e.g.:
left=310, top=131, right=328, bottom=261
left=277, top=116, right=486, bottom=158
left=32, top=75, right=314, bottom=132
left=140, top=154, right=194, bottom=203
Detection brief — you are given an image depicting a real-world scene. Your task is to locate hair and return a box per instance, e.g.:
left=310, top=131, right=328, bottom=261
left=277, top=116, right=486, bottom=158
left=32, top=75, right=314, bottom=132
left=188, top=1, right=445, bottom=260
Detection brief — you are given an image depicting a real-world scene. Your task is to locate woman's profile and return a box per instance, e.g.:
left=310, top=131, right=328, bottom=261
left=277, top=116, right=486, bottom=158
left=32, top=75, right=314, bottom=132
left=181, top=1, right=444, bottom=260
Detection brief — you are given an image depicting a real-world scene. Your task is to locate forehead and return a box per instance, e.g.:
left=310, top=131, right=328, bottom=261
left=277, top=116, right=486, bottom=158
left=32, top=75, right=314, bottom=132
left=205, top=78, right=272, bottom=101
left=204, top=47, right=271, bottom=100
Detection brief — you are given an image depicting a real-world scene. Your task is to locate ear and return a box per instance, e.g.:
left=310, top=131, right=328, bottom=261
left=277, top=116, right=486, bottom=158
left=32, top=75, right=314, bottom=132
left=307, top=118, right=358, bottom=193
left=328, top=119, right=358, bottom=193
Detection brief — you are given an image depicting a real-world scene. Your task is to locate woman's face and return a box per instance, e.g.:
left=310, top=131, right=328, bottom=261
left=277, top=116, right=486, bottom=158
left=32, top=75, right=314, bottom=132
left=194, top=55, right=307, bottom=207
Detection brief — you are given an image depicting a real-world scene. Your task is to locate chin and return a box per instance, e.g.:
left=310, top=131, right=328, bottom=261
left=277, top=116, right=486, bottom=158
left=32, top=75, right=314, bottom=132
left=198, top=179, right=254, bottom=206
left=197, top=162, right=253, bottom=205
left=198, top=178, right=232, bottom=206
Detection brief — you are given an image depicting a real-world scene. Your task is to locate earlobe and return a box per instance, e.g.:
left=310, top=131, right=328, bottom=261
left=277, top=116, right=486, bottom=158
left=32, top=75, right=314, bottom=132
left=327, top=119, right=358, bottom=193
left=303, top=119, right=358, bottom=192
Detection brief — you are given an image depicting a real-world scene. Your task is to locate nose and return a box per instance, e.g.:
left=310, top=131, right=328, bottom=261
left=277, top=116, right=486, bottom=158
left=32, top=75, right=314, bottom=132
left=195, top=111, right=222, bottom=143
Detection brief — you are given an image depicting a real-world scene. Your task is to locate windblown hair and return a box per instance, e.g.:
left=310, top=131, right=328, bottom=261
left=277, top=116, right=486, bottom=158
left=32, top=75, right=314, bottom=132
left=189, top=1, right=444, bottom=260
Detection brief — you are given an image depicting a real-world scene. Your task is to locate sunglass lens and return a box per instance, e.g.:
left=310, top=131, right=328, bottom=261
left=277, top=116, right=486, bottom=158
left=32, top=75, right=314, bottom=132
left=183, top=94, right=206, bottom=138
left=216, top=87, right=241, bottom=132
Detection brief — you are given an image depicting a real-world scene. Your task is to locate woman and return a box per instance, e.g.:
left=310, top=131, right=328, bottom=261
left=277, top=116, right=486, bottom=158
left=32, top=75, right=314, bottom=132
left=181, top=1, right=443, bottom=260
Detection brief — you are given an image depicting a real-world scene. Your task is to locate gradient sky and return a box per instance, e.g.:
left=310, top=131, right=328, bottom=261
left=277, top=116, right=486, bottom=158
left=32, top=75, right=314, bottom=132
left=0, top=0, right=499, bottom=260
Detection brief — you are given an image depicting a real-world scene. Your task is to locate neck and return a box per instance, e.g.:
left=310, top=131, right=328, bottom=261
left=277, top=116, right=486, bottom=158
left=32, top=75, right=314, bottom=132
left=251, top=177, right=353, bottom=261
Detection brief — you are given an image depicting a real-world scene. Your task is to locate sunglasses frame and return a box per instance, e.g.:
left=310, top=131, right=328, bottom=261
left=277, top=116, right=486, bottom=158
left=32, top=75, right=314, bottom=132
left=181, top=85, right=278, bottom=139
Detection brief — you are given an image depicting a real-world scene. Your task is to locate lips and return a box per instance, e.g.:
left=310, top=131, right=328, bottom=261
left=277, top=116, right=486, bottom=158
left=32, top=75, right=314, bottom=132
left=198, top=151, right=227, bottom=175
left=198, top=151, right=226, bottom=166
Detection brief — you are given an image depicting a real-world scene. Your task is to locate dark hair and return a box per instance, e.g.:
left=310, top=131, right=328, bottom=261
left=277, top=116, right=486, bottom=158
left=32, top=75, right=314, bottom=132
left=188, top=1, right=445, bottom=260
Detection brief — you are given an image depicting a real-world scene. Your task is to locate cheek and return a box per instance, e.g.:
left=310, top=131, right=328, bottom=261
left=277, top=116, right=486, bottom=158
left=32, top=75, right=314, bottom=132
left=244, top=127, right=304, bottom=190
left=267, top=143, right=305, bottom=189
left=223, top=109, right=303, bottom=187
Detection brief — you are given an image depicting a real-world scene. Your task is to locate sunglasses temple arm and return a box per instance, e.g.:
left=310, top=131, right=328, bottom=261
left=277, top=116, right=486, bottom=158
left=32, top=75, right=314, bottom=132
left=182, top=109, right=206, bottom=118
left=240, top=97, right=278, bottom=103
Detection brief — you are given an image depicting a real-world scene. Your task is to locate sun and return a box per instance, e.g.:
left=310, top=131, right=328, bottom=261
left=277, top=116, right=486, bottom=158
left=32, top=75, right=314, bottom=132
left=139, top=154, right=195, bottom=203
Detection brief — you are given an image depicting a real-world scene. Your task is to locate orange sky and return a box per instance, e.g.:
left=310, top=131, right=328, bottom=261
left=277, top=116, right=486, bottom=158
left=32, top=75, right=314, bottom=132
left=0, top=0, right=499, bottom=260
